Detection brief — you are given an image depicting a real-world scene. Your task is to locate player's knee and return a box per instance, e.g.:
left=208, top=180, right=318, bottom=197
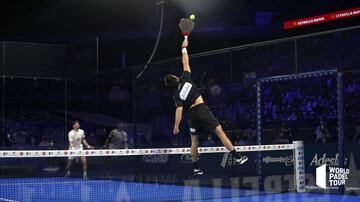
left=215, top=125, right=223, bottom=134
left=191, top=139, right=199, bottom=146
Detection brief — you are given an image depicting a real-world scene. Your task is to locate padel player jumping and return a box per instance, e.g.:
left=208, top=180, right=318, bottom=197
left=164, top=38, right=248, bottom=176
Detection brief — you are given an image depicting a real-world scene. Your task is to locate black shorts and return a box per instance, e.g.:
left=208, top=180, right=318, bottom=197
left=188, top=103, right=220, bottom=136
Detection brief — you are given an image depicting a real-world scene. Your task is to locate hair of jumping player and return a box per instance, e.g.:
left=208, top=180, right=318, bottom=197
left=164, top=74, right=179, bottom=88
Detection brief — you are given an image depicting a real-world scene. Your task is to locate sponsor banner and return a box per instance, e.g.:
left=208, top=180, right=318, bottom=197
left=262, top=155, right=293, bottom=167
left=316, top=164, right=350, bottom=189
left=284, top=7, right=360, bottom=29
left=304, top=143, right=360, bottom=189
left=260, top=150, right=294, bottom=176
left=305, top=144, right=349, bottom=171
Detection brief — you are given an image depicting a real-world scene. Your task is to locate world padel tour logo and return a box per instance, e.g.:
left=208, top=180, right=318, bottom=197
left=316, top=164, right=350, bottom=189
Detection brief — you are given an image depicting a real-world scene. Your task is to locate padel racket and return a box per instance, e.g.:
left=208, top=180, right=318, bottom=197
left=179, top=18, right=195, bottom=38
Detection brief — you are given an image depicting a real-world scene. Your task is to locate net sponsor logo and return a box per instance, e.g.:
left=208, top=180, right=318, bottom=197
left=221, top=152, right=232, bottom=168
left=180, top=153, right=193, bottom=163
left=142, top=154, right=168, bottom=164
left=310, top=153, right=348, bottom=167
left=43, top=167, right=60, bottom=172
left=262, top=155, right=293, bottom=166
left=316, top=164, right=350, bottom=189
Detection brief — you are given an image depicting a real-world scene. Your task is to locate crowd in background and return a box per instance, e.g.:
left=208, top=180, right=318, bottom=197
left=1, top=30, right=360, bottom=149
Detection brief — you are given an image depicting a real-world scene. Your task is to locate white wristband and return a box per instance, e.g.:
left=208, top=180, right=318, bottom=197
left=182, top=48, right=187, bottom=54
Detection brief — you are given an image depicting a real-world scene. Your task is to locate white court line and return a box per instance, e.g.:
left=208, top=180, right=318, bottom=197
left=0, top=180, right=102, bottom=186
left=0, top=197, right=19, bottom=202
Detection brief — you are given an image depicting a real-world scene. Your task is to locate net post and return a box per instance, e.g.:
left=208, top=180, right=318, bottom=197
left=337, top=72, right=345, bottom=194
left=293, top=141, right=305, bottom=192
left=256, top=80, right=263, bottom=190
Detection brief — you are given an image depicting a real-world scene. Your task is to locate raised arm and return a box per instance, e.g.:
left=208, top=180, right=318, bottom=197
left=182, top=39, right=191, bottom=73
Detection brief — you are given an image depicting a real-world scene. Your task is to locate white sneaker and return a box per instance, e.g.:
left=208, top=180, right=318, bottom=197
left=193, top=168, right=204, bottom=176
left=235, top=156, right=248, bottom=165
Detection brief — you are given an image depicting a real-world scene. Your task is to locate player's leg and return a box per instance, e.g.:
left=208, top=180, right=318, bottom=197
left=214, top=125, right=248, bottom=164
left=188, top=111, right=204, bottom=176
left=214, top=125, right=235, bottom=151
left=190, top=134, right=203, bottom=176
left=65, top=158, right=73, bottom=177
left=81, top=156, right=88, bottom=180
left=196, top=104, right=248, bottom=165
left=106, top=156, right=113, bottom=178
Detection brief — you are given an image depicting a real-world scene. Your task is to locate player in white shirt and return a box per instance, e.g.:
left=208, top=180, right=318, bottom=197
left=65, top=120, right=93, bottom=180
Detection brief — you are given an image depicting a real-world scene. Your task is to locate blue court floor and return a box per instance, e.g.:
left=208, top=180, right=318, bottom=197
left=0, top=178, right=359, bottom=202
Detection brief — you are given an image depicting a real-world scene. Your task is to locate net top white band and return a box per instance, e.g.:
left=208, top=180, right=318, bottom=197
left=0, top=144, right=294, bottom=158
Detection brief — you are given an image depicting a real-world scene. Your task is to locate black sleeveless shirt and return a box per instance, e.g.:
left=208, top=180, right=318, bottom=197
left=173, top=71, right=201, bottom=109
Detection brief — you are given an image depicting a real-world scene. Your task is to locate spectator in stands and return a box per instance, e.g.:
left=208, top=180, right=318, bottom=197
left=5, top=133, right=13, bottom=146
left=38, top=135, right=50, bottom=147
left=243, top=123, right=256, bottom=145
left=203, top=134, right=215, bottom=146
left=109, top=85, right=130, bottom=102
left=317, top=128, right=331, bottom=144
left=315, top=119, right=329, bottom=142
left=18, top=131, right=28, bottom=146
left=136, top=131, right=149, bottom=148
left=48, top=139, right=55, bottom=150
left=8, top=131, right=19, bottom=146
left=273, top=122, right=292, bottom=144
left=109, top=85, right=121, bottom=102
left=29, top=133, right=37, bottom=146
left=234, top=133, right=247, bottom=146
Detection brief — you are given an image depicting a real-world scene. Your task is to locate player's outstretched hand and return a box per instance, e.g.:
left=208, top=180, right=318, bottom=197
left=182, top=39, right=188, bottom=49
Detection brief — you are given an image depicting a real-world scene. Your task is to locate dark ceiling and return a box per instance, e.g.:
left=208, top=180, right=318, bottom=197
left=1, top=0, right=359, bottom=64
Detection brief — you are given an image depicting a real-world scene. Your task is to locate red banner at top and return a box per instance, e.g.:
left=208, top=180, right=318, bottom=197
left=284, top=7, right=360, bottom=29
